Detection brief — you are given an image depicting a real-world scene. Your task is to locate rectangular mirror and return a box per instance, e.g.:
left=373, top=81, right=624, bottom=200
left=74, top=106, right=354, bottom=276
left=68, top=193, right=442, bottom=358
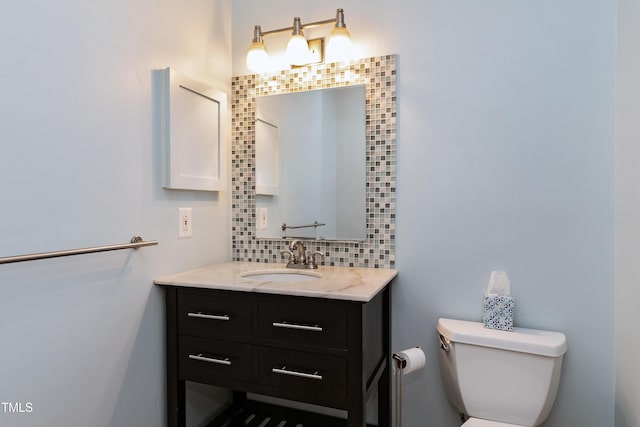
left=231, top=55, right=397, bottom=268
left=255, top=85, right=366, bottom=240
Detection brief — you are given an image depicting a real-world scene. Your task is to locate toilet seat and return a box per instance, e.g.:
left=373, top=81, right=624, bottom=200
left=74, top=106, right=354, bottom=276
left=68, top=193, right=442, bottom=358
left=462, top=417, right=525, bottom=427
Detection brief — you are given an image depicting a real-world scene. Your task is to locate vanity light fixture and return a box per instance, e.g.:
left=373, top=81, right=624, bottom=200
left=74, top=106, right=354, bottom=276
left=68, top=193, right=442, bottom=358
left=246, top=8, right=353, bottom=73
left=286, top=17, right=309, bottom=66
left=326, top=9, right=352, bottom=62
left=246, top=25, right=270, bottom=73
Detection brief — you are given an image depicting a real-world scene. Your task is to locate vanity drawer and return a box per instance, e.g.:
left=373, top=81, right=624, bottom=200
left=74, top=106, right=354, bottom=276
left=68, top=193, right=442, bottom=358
left=178, top=290, right=252, bottom=339
left=179, top=336, right=253, bottom=382
left=257, top=299, right=348, bottom=349
left=257, top=347, right=347, bottom=402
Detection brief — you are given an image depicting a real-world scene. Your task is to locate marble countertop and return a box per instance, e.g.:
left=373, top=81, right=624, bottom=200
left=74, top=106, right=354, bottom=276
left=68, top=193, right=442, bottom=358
left=154, top=262, right=397, bottom=302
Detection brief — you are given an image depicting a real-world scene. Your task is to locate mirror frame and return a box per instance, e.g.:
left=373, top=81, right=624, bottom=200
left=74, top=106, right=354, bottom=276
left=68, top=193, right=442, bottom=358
left=231, top=55, right=396, bottom=268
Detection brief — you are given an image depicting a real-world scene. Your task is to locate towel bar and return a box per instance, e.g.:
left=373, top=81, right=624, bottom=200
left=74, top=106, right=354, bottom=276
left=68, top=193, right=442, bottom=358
left=0, top=236, right=158, bottom=265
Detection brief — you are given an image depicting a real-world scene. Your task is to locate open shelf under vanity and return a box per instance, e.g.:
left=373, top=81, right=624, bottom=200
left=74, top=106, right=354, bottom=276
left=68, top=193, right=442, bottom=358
left=206, top=399, right=377, bottom=427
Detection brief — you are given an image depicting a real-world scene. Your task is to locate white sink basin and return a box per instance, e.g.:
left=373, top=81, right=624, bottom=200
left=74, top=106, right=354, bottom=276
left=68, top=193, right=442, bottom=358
left=240, top=269, right=322, bottom=282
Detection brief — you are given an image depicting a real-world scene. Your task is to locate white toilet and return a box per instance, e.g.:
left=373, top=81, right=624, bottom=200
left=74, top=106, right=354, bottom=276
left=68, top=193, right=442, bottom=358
left=437, top=318, right=567, bottom=427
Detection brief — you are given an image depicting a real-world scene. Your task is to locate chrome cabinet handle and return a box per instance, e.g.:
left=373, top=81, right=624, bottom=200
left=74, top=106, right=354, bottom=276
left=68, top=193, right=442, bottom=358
left=187, top=312, right=230, bottom=321
left=272, top=366, right=323, bottom=380
left=272, top=321, right=323, bottom=332
left=188, top=353, right=232, bottom=366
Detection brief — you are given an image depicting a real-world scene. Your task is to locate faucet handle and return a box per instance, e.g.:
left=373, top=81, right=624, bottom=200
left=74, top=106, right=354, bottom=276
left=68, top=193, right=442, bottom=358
left=309, top=251, right=324, bottom=268
left=280, top=250, right=294, bottom=264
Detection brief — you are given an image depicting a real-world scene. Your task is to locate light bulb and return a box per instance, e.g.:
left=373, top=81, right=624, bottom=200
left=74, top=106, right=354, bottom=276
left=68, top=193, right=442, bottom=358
left=327, top=26, right=352, bottom=63
left=286, top=17, right=309, bottom=66
left=246, top=26, right=270, bottom=73
left=246, top=41, right=270, bottom=73
left=287, top=34, right=309, bottom=66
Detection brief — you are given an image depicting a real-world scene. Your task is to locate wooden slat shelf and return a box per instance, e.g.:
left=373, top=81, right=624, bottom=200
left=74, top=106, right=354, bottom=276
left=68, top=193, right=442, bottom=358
left=206, top=400, right=376, bottom=427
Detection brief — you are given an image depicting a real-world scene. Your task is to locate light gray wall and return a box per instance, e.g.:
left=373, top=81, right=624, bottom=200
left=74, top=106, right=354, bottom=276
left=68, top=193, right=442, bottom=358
left=615, top=0, right=640, bottom=425
left=233, top=0, right=615, bottom=426
left=0, top=0, right=231, bottom=426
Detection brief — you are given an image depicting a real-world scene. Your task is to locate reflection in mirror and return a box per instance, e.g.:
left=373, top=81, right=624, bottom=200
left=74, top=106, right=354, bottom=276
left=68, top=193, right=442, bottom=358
left=255, top=85, right=366, bottom=241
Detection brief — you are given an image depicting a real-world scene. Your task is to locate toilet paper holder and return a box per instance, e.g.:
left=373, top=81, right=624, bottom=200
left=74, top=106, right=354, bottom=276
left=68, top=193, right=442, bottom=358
left=392, top=345, right=422, bottom=369
left=392, top=352, right=408, bottom=369
left=392, top=346, right=424, bottom=427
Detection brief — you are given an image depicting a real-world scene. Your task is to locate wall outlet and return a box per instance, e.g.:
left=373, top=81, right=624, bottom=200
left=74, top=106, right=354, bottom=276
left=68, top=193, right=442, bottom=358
left=178, top=208, right=192, bottom=238
left=258, top=207, right=268, bottom=230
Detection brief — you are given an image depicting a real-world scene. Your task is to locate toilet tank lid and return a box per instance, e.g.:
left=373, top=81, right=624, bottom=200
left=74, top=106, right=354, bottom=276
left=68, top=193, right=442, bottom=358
left=437, top=318, right=567, bottom=357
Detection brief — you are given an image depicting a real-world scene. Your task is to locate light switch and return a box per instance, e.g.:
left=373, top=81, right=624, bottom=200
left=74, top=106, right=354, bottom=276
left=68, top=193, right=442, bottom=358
left=258, top=208, right=268, bottom=230
left=178, top=208, right=192, bottom=238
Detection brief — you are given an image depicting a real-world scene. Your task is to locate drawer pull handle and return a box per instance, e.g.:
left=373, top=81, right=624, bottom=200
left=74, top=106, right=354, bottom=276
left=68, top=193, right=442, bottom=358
left=272, top=321, right=323, bottom=332
left=188, top=353, right=232, bottom=366
left=272, top=366, right=323, bottom=380
left=187, top=312, right=230, bottom=321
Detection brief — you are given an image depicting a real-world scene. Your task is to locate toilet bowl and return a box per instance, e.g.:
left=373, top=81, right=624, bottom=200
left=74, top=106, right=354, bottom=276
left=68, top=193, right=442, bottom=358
left=437, top=318, right=567, bottom=426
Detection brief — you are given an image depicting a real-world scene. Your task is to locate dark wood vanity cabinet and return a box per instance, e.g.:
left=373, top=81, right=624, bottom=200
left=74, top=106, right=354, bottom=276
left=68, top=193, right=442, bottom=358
left=163, top=285, right=391, bottom=427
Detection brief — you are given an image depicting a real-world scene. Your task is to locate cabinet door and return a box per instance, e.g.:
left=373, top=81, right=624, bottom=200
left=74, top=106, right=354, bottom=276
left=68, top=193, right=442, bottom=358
left=154, top=67, right=227, bottom=192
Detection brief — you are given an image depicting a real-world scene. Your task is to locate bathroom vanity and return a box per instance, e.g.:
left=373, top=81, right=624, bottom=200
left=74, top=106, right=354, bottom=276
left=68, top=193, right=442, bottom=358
left=155, top=262, right=397, bottom=427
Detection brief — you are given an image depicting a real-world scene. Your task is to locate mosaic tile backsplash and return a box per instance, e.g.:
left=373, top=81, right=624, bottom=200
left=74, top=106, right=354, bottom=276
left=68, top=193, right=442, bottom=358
left=231, top=55, right=396, bottom=269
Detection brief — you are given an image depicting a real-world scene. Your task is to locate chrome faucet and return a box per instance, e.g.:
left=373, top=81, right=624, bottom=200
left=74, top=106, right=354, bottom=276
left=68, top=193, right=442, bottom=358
left=290, top=239, right=306, bottom=264
left=280, top=239, right=324, bottom=269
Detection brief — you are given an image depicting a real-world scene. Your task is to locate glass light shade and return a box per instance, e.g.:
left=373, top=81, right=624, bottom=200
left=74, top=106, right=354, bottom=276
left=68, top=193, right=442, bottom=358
left=246, top=41, right=270, bottom=73
left=327, top=26, right=352, bottom=62
left=286, top=34, right=309, bottom=66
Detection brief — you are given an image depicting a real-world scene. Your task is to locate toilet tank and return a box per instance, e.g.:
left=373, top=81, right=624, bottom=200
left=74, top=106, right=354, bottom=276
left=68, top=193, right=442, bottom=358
left=437, top=318, right=567, bottom=426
